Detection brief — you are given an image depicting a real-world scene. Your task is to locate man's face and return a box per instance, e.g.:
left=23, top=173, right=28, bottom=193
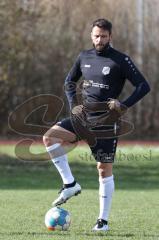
left=91, top=26, right=112, bottom=51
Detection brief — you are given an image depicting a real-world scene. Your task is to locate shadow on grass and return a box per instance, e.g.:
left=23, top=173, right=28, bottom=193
left=1, top=231, right=158, bottom=239
left=0, top=154, right=159, bottom=190
left=0, top=231, right=70, bottom=237
left=78, top=231, right=159, bottom=238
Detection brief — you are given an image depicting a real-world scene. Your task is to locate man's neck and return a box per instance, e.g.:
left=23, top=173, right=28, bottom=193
left=95, top=43, right=111, bottom=56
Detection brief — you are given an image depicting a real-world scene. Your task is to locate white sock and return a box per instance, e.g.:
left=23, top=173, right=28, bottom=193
left=46, top=143, right=74, bottom=185
left=98, top=175, right=114, bottom=221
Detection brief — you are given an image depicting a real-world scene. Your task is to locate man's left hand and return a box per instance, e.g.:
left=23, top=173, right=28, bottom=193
left=107, top=98, right=127, bottom=114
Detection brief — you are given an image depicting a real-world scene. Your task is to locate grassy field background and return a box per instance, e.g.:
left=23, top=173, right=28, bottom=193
left=0, top=141, right=159, bottom=240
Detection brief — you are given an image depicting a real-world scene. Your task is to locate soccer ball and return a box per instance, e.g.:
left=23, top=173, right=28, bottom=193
left=45, top=207, right=71, bottom=231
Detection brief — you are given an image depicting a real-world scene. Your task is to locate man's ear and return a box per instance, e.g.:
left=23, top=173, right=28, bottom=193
left=109, top=33, right=112, bottom=41
left=91, top=31, right=93, bottom=40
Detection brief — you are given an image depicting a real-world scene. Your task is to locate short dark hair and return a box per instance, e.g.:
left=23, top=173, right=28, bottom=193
left=92, top=18, right=112, bottom=34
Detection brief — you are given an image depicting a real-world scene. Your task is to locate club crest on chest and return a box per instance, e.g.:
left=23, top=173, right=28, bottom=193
left=102, top=66, right=110, bottom=75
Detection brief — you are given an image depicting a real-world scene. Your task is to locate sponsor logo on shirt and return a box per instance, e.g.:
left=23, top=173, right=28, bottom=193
left=84, top=64, right=91, bottom=68
left=83, top=80, right=109, bottom=89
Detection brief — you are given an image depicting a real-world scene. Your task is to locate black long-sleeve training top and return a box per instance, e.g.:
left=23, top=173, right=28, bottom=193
left=65, top=45, right=150, bottom=109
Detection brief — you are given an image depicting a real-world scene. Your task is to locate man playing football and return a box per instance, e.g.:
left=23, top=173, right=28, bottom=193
left=43, top=19, right=150, bottom=231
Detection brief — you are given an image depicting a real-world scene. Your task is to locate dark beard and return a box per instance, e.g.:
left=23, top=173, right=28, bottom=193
left=93, top=42, right=110, bottom=52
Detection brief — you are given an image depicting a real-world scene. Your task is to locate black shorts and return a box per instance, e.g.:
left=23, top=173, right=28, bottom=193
left=57, top=117, right=118, bottom=163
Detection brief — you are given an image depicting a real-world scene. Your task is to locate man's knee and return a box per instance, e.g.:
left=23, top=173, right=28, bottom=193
left=97, top=162, right=113, bottom=178
left=43, top=126, right=62, bottom=147
left=43, top=135, right=58, bottom=147
left=43, top=125, right=77, bottom=147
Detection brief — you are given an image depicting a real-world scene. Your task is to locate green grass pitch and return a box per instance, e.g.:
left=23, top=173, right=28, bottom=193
left=0, top=142, right=159, bottom=240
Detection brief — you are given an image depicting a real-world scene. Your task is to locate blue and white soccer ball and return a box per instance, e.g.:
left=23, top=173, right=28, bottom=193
left=45, top=207, right=71, bottom=231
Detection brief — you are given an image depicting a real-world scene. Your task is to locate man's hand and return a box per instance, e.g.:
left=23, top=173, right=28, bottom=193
left=107, top=98, right=127, bottom=114
left=71, top=105, right=87, bottom=126
left=72, top=105, right=84, bottom=115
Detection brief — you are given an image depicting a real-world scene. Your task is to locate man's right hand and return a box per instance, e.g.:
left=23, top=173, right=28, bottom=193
left=71, top=105, right=87, bottom=127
